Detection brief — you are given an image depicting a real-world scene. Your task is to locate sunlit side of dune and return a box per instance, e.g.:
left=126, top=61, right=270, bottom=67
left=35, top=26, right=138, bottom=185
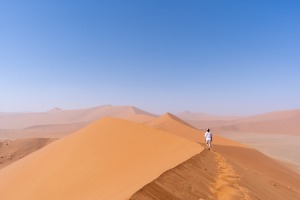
left=0, top=117, right=202, bottom=200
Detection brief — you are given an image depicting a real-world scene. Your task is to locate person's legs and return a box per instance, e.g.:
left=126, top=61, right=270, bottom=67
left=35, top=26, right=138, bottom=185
left=206, top=140, right=211, bottom=149
left=208, top=140, right=211, bottom=150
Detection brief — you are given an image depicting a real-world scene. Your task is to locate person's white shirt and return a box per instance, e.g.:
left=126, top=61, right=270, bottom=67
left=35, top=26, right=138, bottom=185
left=204, top=131, right=212, bottom=141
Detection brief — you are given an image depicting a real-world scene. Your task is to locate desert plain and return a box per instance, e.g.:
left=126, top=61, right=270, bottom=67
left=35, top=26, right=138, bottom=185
left=0, top=105, right=299, bottom=199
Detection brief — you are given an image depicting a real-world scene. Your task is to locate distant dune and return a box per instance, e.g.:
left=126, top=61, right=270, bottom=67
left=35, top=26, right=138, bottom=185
left=0, top=105, right=157, bottom=129
left=214, top=109, right=300, bottom=135
left=177, top=111, right=244, bottom=130
left=0, top=105, right=157, bottom=139
left=178, top=109, right=300, bottom=135
left=0, top=123, right=89, bottom=139
left=147, top=113, right=201, bottom=142
left=0, top=118, right=202, bottom=200
left=148, top=113, right=246, bottom=148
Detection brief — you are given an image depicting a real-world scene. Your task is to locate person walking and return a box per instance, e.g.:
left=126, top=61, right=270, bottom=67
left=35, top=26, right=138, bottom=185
left=204, top=129, right=213, bottom=150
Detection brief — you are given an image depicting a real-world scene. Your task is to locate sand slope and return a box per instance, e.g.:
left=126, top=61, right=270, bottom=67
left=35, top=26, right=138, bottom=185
left=131, top=145, right=300, bottom=200
left=0, top=117, right=202, bottom=200
left=215, top=145, right=300, bottom=199
left=132, top=114, right=300, bottom=198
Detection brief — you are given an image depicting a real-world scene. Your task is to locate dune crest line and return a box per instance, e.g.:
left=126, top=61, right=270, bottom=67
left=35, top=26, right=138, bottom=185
left=211, top=152, right=250, bottom=200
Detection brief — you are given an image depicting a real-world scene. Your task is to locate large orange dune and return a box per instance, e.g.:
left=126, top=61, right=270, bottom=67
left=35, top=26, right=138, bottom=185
left=0, top=117, right=202, bottom=200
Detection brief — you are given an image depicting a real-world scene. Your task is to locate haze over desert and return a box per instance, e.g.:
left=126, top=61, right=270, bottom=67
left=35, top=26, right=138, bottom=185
left=1, top=0, right=300, bottom=199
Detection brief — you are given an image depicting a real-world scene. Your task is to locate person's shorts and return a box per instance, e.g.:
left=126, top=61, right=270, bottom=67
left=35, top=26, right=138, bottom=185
left=206, top=139, right=211, bottom=144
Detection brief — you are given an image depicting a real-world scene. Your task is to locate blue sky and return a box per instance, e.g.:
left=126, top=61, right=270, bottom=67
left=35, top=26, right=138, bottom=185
left=1, top=0, right=300, bottom=115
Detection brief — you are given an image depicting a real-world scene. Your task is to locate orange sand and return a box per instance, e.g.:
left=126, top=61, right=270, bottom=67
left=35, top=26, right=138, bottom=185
left=0, top=117, right=202, bottom=200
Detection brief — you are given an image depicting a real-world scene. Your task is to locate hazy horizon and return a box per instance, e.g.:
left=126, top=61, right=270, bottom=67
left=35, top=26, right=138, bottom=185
left=1, top=1, right=300, bottom=115
left=1, top=104, right=300, bottom=118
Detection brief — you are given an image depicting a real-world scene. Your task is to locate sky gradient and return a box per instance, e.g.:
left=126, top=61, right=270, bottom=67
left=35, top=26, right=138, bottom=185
left=1, top=0, right=300, bottom=115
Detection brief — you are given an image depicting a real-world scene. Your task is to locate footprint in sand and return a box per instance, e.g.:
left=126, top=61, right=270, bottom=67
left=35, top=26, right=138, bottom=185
left=210, top=152, right=251, bottom=200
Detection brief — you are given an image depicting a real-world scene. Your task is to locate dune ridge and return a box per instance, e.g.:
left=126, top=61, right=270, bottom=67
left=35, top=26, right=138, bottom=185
left=0, top=117, right=202, bottom=200
left=131, top=115, right=300, bottom=199
left=147, top=113, right=201, bottom=142
left=131, top=146, right=300, bottom=199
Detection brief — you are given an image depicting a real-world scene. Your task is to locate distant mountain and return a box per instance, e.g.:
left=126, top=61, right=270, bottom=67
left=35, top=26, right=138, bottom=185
left=0, top=105, right=157, bottom=130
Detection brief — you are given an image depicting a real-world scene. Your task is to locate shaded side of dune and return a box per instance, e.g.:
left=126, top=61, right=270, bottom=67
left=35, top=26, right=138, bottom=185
left=131, top=145, right=300, bottom=200
left=131, top=150, right=218, bottom=200
left=214, top=145, right=300, bottom=200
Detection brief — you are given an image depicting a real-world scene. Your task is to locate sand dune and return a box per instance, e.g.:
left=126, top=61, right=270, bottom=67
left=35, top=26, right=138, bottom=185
left=0, top=138, right=55, bottom=169
left=178, top=109, right=300, bottom=135
left=0, top=105, right=157, bottom=140
left=1, top=108, right=299, bottom=199
left=131, top=145, right=300, bottom=199
left=147, top=113, right=201, bottom=142
left=148, top=113, right=246, bottom=148
left=215, top=117, right=300, bottom=135
left=0, top=105, right=157, bottom=129
left=133, top=113, right=300, bottom=198
left=0, top=117, right=202, bottom=200
left=205, top=109, right=300, bottom=135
